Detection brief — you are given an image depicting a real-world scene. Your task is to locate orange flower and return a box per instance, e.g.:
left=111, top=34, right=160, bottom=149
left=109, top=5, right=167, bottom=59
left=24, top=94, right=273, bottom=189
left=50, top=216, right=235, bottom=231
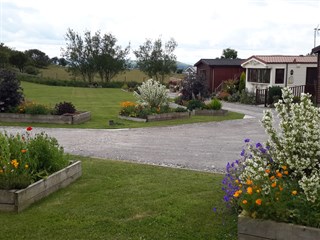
left=284, top=171, right=289, bottom=175
left=255, top=199, right=262, bottom=205
left=246, top=179, right=253, bottom=185
left=233, top=190, right=242, bottom=198
left=292, top=190, right=298, bottom=196
left=120, top=101, right=136, bottom=108
left=242, top=200, right=248, bottom=204
left=247, top=187, right=253, bottom=195
left=0, top=169, right=3, bottom=173
left=11, top=159, right=19, bottom=168
left=270, top=176, right=275, bottom=180
left=265, top=169, right=270, bottom=174
left=271, top=181, right=277, bottom=188
left=276, top=172, right=282, bottom=178
left=282, top=165, right=287, bottom=170
left=279, top=186, right=283, bottom=191
left=21, top=149, right=27, bottom=153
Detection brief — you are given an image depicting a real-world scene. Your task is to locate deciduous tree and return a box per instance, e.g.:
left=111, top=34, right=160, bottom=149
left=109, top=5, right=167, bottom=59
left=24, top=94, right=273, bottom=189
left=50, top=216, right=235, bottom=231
left=134, top=38, right=177, bottom=83
left=221, top=48, right=238, bottom=59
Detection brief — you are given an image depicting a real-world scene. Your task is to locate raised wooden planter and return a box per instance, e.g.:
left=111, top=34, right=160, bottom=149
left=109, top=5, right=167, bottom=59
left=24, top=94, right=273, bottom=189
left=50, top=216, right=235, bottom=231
left=238, top=214, right=320, bottom=240
left=0, top=112, right=91, bottom=124
left=0, top=161, right=82, bottom=212
left=193, top=109, right=228, bottom=116
left=119, top=111, right=190, bottom=122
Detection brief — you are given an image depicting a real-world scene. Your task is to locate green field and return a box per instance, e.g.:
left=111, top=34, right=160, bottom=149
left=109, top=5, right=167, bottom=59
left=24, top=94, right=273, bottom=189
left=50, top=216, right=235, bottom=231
left=0, top=81, right=244, bottom=129
left=39, top=65, right=185, bottom=83
left=0, top=157, right=237, bottom=240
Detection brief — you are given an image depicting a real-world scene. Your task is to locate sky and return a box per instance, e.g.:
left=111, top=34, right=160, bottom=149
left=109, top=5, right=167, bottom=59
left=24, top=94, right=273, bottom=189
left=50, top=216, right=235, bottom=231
left=1, top=0, right=320, bottom=64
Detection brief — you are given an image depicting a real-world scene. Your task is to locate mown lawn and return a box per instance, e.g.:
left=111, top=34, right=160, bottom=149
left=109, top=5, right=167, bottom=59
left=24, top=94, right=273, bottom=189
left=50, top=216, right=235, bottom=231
left=0, top=81, right=244, bottom=129
left=0, top=157, right=237, bottom=240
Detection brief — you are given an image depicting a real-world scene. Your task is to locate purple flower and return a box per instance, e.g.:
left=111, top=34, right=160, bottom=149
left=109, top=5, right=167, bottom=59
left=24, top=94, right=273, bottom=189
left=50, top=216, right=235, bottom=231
left=260, top=148, right=267, bottom=154
left=235, top=159, right=239, bottom=165
left=256, top=142, right=262, bottom=148
left=240, top=149, right=245, bottom=156
left=212, top=207, right=217, bottom=213
left=244, top=138, right=250, bottom=143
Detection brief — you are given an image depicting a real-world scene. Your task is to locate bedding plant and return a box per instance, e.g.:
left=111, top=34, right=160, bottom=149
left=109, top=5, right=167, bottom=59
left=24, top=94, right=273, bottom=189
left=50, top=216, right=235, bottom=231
left=0, top=127, right=68, bottom=189
left=222, top=88, right=320, bottom=228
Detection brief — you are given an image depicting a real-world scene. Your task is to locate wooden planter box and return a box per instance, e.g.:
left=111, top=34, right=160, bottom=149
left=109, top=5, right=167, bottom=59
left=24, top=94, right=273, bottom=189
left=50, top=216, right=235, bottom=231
left=238, top=214, right=320, bottom=240
left=0, top=161, right=82, bottom=212
left=0, top=112, right=91, bottom=124
left=193, top=109, right=228, bottom=116
left=118, top=111, right=190, bottom=122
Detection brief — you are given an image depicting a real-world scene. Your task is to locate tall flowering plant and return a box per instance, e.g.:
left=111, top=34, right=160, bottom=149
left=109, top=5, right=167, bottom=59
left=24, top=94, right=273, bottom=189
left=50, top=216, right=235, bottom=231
left=222, top=88, right=320, bottom=228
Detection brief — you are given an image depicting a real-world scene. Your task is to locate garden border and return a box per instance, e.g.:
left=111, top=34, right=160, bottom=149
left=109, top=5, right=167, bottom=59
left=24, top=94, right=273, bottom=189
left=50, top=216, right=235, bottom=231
left=238, top=214, right=320, bottom=240
left=118, top=111, right=190, bottom=122
left=192, top=109, right=228, bottom=116
left=0, top=160, right=82, bottom=212
left=0, top=111, right=91, bottom=124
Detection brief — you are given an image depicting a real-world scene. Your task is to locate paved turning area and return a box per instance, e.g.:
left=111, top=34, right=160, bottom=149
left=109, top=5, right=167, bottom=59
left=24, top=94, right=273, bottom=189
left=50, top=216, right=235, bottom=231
left=0, top=102, right=276, bottom=173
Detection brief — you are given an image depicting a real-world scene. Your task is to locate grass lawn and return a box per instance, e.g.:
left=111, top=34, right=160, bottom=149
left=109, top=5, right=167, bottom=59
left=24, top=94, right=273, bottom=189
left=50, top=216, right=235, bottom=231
left=0, top=157, right=237, bottom=240
left=0, top=81, right=244, bottom=129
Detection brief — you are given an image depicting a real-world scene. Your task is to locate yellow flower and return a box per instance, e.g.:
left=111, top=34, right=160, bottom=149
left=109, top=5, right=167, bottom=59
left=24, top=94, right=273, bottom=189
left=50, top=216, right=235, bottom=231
left=233, top=190, right=242, bottom=198
left=0, top=169, right=3, bottom=173
left=25, top=164, right=29, bottom=169
left=292, top=190, right=298, bottom=196
left=242, top=200, right=248, bottom=204
left=282, top=165, right=287, bottom=170
left=247, top=187, right=253, bottom=195
left=235, top=179, right=239, bottom=184
left=255, top=199, right=262, bottom=205
left=256, top=189, right=260, bottom=193
left=11, top=159, right=19, bottom=169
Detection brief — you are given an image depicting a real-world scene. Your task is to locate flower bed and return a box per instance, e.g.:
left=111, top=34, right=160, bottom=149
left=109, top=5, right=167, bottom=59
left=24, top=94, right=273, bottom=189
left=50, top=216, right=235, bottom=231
left=238, top=214, right=320, bottom=240
left=0, top=111, right=91, bottom=124
left=0, top=160, right=82, bottom=212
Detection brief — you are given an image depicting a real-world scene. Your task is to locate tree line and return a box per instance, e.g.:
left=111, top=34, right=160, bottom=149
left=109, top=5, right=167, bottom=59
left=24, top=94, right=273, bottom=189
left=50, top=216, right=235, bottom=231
left=1, top=29, right=178, bottom=83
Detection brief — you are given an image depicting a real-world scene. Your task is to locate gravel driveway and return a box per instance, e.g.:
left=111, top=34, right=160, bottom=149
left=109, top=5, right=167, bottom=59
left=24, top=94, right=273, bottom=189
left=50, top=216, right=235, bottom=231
left=0, top=103, right=272, bottom=173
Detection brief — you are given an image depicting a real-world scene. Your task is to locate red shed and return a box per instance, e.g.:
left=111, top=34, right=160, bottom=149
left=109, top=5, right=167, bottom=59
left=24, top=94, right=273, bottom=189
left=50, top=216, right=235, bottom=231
left=194, top=59, right=245, bottom=92
left=312, top=45, right=320, bottom=105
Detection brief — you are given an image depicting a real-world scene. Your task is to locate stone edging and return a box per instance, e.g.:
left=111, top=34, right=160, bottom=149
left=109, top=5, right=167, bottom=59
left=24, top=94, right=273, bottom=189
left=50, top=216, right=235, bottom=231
left=192, top=109, right=228, bottom=116
left=118, top=111, right=190, bottom=122
left=0, top=160, right=82, bottom=212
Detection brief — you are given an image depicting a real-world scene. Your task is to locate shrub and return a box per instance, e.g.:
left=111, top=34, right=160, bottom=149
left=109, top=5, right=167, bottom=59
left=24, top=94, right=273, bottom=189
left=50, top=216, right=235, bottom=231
left=222, top=79, right=238, bottom=95
left=222, top=88, right=320, bottom=228
left=180, top=73, right=209, bottom=101
left=217, top=91, right=230, bottom=101
left=240, top=89, right=255, bottom=104
left=24, top=65, right=40, bottom=75
left=239, top=72, right=246, bottom=92
left=133, top=79, right=168, bottom=108
left=228, top=92, right=241, bottom=102
left=206, top=98, right=222, bottom=110
left=0, top=127, right=68, bottom=189
left=54, top=101, right=76, bottom=115
left=186, top=99, right=205, bottom=110
left=268, top=86, right=282, bottom=105
left=174, top=107, right=188, bottom=112
left=0, top=69, right=24, bottom=112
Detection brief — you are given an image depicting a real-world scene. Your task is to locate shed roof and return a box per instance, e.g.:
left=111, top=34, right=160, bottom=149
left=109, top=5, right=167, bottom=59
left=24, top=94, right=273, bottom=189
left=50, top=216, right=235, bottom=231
left=194, top=58, right=244, bottom=67
left=312, top=45, right=320, bottom=54
left=243, top=55, right=317, bottom=65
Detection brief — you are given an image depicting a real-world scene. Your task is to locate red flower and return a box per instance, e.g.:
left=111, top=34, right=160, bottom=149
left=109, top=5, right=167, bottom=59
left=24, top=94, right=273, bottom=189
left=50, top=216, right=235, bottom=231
left=26, top=126, right=33, bottom=131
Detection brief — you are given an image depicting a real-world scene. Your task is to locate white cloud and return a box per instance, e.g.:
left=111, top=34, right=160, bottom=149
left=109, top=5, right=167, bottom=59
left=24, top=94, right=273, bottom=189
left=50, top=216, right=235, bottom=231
left=1, top=0, right=320, bottom=64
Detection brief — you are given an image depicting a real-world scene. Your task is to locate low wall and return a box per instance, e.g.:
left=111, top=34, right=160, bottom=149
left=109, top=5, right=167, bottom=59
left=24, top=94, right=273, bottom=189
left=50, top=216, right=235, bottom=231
left=193, top=109, right=228, bottom=116
left=147, top=112, right=190, bottom=122
left=0, top=161, right=82, bottom=212
left=0, top=112, right=91, bottom=124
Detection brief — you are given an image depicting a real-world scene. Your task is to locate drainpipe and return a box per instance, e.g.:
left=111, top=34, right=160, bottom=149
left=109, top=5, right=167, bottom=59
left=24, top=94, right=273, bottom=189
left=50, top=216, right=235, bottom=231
left=285, top=63, right=288, bottom=87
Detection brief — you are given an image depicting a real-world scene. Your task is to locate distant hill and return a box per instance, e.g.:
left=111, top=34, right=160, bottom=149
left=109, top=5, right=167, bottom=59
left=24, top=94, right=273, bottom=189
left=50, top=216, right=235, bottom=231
left=127, top=60, right=192, bottom=70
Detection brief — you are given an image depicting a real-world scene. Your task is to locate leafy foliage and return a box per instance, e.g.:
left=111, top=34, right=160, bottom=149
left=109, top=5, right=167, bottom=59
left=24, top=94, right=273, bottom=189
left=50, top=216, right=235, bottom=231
left=62, top=29, right=130, bottom=83
left=25, top=49, right=50, bottom=68
left=180, top=72, right=210, bottom=100
left=206, top=98, right=222, bottom=110
left=268, top=86, right=282, bottom=105
left=54, top=101, right=76, bottom=115
left=239, top=72, right=246, bottom=92
left=133, top=79, right=168, bottom=108
left=187, top=99, right=205, bottom=110
left=221, top=48, right=238, bottom=59
left=134, top=38, right=177, bottom=83
left=0, top=69, right=24, bottom=112
left=9, top=51, right=29, bottom=72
